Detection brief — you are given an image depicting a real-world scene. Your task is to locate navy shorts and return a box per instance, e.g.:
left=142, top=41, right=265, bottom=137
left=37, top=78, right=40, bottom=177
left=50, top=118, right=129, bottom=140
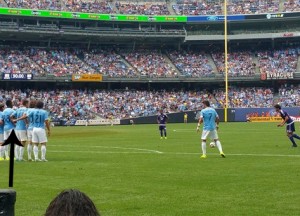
left=159, top=126, right=166, bottom=131
left=286, top=123, right=295, bottom=133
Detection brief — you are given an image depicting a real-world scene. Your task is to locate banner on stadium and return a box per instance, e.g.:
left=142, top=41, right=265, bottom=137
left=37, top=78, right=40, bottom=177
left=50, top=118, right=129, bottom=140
left=2, top=73, right=33, bottom=80
left=260, top=72, right=293, bottom=80
left=72, top=74, right=102, bottom=82
left=249, top=117, right=282, bottom=122
left=74, top=119, right=120, bottom=126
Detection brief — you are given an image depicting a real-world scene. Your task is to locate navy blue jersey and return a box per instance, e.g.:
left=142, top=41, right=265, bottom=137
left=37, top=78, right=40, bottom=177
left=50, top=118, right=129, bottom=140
left=157, top=114, right=168, bottom=126
left=279, top=110, right=294, bottom=125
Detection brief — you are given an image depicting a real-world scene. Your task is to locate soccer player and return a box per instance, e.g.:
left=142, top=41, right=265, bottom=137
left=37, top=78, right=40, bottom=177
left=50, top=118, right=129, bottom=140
left=274, top=104, right=300, bottom=147
left=28, top=100, right=50, bottom=162
left=12, top=99, right=29, bottom=161
left=157, top=109, right=168, bottom=139
left=0, top=103, right=5, bottom=161
left=2, top=100, right=16, bottom=160
left=26, top=100, right=36, bottom=161
left=197, top=100, right=225, bottom=159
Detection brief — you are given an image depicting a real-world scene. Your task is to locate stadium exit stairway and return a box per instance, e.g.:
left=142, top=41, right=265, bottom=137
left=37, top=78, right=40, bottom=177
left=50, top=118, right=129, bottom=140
left=163, top=54, right=182, bottom=76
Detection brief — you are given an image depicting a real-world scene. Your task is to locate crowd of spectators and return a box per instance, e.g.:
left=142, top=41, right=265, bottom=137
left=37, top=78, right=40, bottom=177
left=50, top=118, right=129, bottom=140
left=0, top=49, right=44, bottom=75
left=2, top=86, right=300, bottom=122
left=3, top=0, right=300, bottom=14
left=116, top=1, right=170, bottom=15
left=211, top=51, right=256, bottom=77
left=168, top=50, right=214, bottom=77
left=277, top=84, right=300, bottom=107
left=121, top=49, right=178, bottom=77
left=172, top=0, right=222, bottom=15
left=65, top=0, right=114, bottom=14
left=227, top=0, right=279, bottom=15
left=283, top=0, right=300, bottom=12
left=83, top=49, right=138, bottom=77
left=257, top=48, right=300, bottom=75
left=213, top=87, right=274, bottom=108
left=4, top=0, right=63, bottom=10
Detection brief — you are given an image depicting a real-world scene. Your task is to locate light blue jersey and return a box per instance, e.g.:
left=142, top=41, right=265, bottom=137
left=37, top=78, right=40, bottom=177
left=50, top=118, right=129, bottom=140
left=28, top=109, right=48, bottom=129
left=2, top=108, right=15, bottom=131
left=13, top=107, right=28, bottom=130
left=200, top=107, right=218, bottom=131
left=26, top=108, right=35, bottom=130
left=0, top=112, right=4, bottom=134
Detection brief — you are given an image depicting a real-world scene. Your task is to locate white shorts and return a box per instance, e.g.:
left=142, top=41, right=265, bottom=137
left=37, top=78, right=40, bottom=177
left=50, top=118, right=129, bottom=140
left=27, top=130, right=33, bottom=142
left=32, top=128, right=47, bottom=144
left=0, top=133, right=3, bottom=144
left=16, top=130, right=27, bottom=142
left=201, top=129, right=219, bottom=140
left=4, top=129, right=13, bottom=141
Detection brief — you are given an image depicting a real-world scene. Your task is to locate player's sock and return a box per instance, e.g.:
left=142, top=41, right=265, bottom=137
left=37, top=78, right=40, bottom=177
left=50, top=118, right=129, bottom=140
left=0, top=146, right=4, bottom=158
left=289, top=137, right=297, bottom=147
left=160, top=130, right=163, bottom=137
left=41, top=145, right=46, bottom=160
left=19, top=146, right=25, bottom=160
left=4, top=145, right=9, bottom=158
left=27, top=144, right=32, bottom=159
left=14, top=146, right=19, bottom=160
left=215, top=140, right=223, bottom=153
left=33, top=145, right=39, bottom=159
left=202, top=141, right=207, bottom=155
left=164, top=129, right=167, bottom=138
left=292, top=134, right=300, bottom=140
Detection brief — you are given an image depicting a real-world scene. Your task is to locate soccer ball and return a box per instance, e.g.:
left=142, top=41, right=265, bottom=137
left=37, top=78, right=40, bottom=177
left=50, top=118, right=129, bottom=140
left=209, top=142, right=216, bottom=148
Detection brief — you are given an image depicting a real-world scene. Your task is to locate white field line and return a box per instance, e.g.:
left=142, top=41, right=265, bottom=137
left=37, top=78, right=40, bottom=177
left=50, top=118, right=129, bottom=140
left=50, top=145, right=163, bottom=154
left=49, top=146, right=300, bottom=157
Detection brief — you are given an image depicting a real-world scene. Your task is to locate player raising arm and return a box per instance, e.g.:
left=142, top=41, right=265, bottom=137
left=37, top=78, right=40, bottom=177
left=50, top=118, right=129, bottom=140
left=197, top=100, right=225, bottom=159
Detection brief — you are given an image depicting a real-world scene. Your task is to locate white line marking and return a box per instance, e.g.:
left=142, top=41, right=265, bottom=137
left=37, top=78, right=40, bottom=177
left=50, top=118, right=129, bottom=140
left=50, top=145, right=163, bottom=154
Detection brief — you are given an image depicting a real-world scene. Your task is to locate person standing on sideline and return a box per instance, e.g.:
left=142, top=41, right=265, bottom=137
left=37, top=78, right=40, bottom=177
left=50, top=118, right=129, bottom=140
left=2, top=100, right=16, bottom=160
left=197, top=100, right=225, bottom=159
left=184, top=113, right=188, bottom=123
left=274, top=104, right=300, bottom=147
left=0, top=103, right=5, bottom=161
left=28, top=100, right=50, bottom=162
left=12, top=99, right=29, bottom=161
left=157, top=109, right=168, bottom=139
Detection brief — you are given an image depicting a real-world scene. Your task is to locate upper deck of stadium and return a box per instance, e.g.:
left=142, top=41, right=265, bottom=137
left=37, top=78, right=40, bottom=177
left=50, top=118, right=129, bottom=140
left=0, top=0, right=299, bottom=15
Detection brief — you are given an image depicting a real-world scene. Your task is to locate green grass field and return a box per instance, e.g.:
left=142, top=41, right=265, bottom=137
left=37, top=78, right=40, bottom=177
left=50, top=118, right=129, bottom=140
left=1, top=122, right=300, bottom=216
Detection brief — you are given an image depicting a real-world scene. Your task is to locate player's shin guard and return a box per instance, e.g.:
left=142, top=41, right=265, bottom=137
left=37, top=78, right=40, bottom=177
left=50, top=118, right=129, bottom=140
left=160, top=130, right=163, bottom=137
left=215, top=140, right=223, bottom=153
left=201, top=141, right=207, bottom=155
left=19, top=147, right=24, bottom=160
left=4, top=145, right=9, bottom=158
left=41, top=145, right=46, bottom=160
left=33, top=145, right=39, bottom=160
left=164, top=129, right=167, bottom=137
left=27, top=144, right=32, bottom=160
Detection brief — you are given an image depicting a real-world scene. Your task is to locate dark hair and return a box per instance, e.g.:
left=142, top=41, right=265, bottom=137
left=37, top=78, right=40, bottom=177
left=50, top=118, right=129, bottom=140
left=5, top=100, right=13, bottom=108
left=29, top=99, right=36, bottom=108
left=36, top=100, right=44, bottom=109
left=0, top=103, right=4, bottom=110
left=274, top=104, right=281, bottom=110
left=202, top=100, right=210, bottom=107
left=22, top=99, right=29, bottom=106
left=45, top=189, right=100, bottom=216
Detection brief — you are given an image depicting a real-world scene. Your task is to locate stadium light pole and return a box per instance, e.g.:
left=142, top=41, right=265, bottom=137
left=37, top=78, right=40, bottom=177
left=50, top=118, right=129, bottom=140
left=224, top=0, right=229, bottom=122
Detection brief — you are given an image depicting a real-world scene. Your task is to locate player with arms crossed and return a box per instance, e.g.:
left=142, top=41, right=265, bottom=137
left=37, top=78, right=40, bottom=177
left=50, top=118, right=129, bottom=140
left=157, top=109, right=168, bottom=139
left=197, top=100, right=225, bottom=159
left=274, top=104, right=300, bottom=147
left=28, top=100, right=50, bottom=162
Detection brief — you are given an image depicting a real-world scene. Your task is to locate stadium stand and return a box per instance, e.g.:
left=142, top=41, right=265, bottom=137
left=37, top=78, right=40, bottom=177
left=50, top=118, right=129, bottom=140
left=116, top=1, right=170, bottom=15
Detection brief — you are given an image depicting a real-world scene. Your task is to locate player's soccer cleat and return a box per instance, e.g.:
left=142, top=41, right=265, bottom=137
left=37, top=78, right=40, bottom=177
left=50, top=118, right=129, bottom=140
left=34, top=158, right=42, bottom=162
left=220, top=152, right=226, bottom=158
left=0, top=157, right=4, bottom=161
left=160, top=137, right=163, bottom=139
left=41, top=159, right=48, bottom=162
left=200, top=154, right=207, bottom=159
left=292, top=144, right=298, bottom=147
left=165, top=137, right=167, bottom=139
